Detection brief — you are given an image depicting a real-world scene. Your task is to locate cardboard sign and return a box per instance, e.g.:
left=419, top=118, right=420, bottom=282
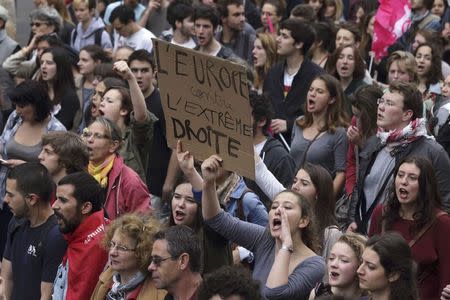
left=153, top=39, right=255, bottom=179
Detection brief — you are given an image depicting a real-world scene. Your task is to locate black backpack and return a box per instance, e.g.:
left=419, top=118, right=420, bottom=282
left=437, top=114, right=450, bottom=158
left=72, top=28, right=104, bottom=47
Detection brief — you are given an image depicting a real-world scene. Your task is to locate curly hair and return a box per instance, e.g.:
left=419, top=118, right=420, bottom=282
left=381, top=156, right=442, bottom=235
left=102, top=213, right=163, bottom=272
left=336, top=232, right=367, bottom=264
left=414, top=43, right=443, bottom=87
left=386, top=50, right=419, bottom=84
left=197, top=266, right=261, bottom=300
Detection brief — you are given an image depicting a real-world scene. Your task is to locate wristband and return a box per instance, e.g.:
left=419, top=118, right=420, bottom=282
left=280, top=245, right=293, bottom=253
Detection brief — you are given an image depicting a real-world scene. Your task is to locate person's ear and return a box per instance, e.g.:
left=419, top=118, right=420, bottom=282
left=402, top=109, right=413, bottom=122
left=25, top=193, right=39, bottom=206
left=257, top=117, right=267, bottom=128
left=178, top=253, right=190, bottom=271
left=119, top=108, right=129, bottom=118
left=175, top=20, right=182, bottom=30
left=295, top=41, right=304, bottom=51
left=108, top=140, right=120, bottom=153
left=387, top=272, right=400, bottom=283
left=80, top=202, right=93, bottom=215
left=329, top=97, right=336, bottom=104
left=297, top=216, right=310, bottom=229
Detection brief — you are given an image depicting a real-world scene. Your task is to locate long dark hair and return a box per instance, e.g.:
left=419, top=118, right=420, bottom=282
left=382, top=156, right=442, bottom=234
left=40, top=47, right=75, bottom=105
left=365, top=233, right=418, bottom=300
left=297, top=74, right=349, bottom=132
left=301, top=163, right=336, bottom=252
left=414, top=42, right=443, bottom=87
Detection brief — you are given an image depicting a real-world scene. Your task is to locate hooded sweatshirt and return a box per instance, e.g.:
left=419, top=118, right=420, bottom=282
left=53, top=210, right=109, bottom=300
left=70, top=17, right=112, bottom=51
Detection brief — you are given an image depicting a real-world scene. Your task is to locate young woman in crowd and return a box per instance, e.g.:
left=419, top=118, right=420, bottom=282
left=345, top=85, right=382, bottom=196
left=305, top=0, right=326, bottom=20
left=323, top=0, right=344, bottom=23
left=326, top=44, right=367, bottom=111
left=252, top=32, right=278, bottom=93
left=289, top=74, right=348, bottom=196
left=309, top=22, right=336, bottom=69
left=82, top=117, right=150, bottom=219
left=91, top=214, right=167, bottom=300
left=77, top=45, right=110, bottom=131
left=254, top=160, right=341, bottom=261
left=386, top=51, right=418, bottom=85
left=359, top=11, right=376, bottom=61
left=310, top=233, right=367, bottom=299
left=415, top=42, right=444, bottom=120
left=168, top=175, right=232, bottom=274
left=39, top=47, right=80, bottom=130
left=259, top=0, right=285, bottom=34
left=202, top=155, right=325, bottom=299
left=368, top=156, right=450, bottom=300
left=98, top=61, right=157, bottom=182
left=358, top=233, right=418, bottom=300
left=0, top=80, right=66, bottom=256
left=432, top=0, right=448, bottom=20
left=334, top=22, right=360, bottom=49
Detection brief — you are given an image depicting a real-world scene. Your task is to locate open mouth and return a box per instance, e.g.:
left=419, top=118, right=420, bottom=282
left=417, top=65, right=425, bottom=72
left=272, top=218, right=281, bottom=230
left=398, top=187, right=409, bottom=199
left=174, top=210, right=186, bottom=221
left=329, top=271, right=340, bottom=279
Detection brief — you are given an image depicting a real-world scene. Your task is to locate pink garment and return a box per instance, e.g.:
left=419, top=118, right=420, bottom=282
left=104, top=155, right=151, bottom=219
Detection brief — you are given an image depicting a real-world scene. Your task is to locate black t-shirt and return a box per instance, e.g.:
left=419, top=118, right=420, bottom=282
left=3, top=215, right=67, bottom=300
left=145, top=89, right=171, bottom=197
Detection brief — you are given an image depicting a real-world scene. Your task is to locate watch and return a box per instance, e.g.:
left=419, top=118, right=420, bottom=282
left=280, top=245, right=294, bottom=253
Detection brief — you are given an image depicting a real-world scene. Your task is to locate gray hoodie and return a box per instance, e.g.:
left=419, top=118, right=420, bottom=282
left=70, top=17, right=112, bottom=51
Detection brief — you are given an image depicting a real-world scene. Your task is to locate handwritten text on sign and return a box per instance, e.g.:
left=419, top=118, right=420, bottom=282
left=153, top=39, right=254, bottom=179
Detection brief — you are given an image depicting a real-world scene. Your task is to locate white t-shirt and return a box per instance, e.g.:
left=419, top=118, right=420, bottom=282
left=171, top=37, right=196, bottom=49
left=114, top=28, right=156, bottom=53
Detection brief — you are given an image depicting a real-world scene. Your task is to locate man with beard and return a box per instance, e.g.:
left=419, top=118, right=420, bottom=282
left=52, top=172, right=109, bottom=300
left=193, top=4, right=236, bottom=59
left=1, top=163, right=66, bottom=300
left=160, top=0, right=196, bottom=49
left=216, top=0, right=255, bottom=65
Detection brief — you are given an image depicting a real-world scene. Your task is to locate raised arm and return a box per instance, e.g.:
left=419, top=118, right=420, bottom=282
left=201, top=155, right=222, bottom=220
left=113, top=61, right=147, bottom=123
left=255, top=153, right=285, bottom=200
left=177, top=140, right=203, bottom=191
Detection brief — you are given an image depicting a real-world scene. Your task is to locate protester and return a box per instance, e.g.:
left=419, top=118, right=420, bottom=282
left=160, top=0, right=196, bottom=49
left=252, top=32, right=278, bottom=93
left=82, top=116, right=151, bottom=219
left=347, top=81, right=450, bottom=234
left=91, top=213, right=167, bottom=300
left=335, top=22, right=360, bottom=49
left=310, top=233, right=367, bottom=299
left=149, top=225, right=203, bottom=300
left=71, top=0, right=113, bottom=52
left=202, top=154, right=325, bottom=299
left=368, top=155, right=450, bottom=299
left=386, top=50, right=419, bottom=84
left=0, top=5, right=20, bottom=65
left=52, top=172, right=109, bottom=300
left=259, top=0, right=285, bottom=34
left=289, top=74, right=348, bottom=196
left=309, top=22, right=336, bottom=69
left=357, top=233, right=418, bottom=300
left=39, top=131, right=89, bottom=183
left=1, top=163, right=67, bottom=300
left=39, top=47, right=80, bottom=130
left=263, top=18, right=324, bottom=144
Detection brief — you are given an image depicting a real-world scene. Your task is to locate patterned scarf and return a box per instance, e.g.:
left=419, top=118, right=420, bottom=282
left=88, top=154, right=115, bottom=188
left=377, top=118, right=434, bottom=151
left=106, top=271, right=146, bottom=300
left=216, top=172, right=240, bottom=206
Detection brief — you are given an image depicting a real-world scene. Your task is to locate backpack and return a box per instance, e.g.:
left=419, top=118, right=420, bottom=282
left=437, top=114, right=450, bottom=158
left=72, top=27, right=104, bottom=47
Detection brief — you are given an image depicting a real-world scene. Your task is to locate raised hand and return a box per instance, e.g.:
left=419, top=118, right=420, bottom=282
left=278, top=208, right=293, bottom=249
left=176, top=140, right=194, bottom=175
left=201, top=155, right=223, bottom=183
left=113, top=60, right=133, bottom=80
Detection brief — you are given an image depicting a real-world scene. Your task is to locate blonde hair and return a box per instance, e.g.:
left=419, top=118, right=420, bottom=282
left=253, top=32, right=278, bottom=91
left=386, top=50, right=419, bottom=84
left=336, top=232, right=367, bottom=263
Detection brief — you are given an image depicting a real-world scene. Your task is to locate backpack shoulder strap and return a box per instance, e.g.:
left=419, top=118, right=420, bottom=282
left=71, top=29, right=77, bottom=46
left=94, top=28, right=103, bottom=46
left=236, top=188, right=253, bottom=221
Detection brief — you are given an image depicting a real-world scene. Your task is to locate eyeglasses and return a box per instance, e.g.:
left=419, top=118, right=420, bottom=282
left=108, top=241, right=136, bottom=252
left=150, top=255, right=176, bottom=266
left=377, top=98, right=397, bottom=107
left=30, top=21, right=49, bottom=27
left=81, top=128, right=110, bottom=140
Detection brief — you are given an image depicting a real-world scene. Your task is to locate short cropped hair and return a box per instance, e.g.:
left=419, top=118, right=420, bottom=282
left=58, top=172, right=104, bottom=212
left=216, top=0, right=243, bottom=18
left=153, top=225, right=201, bottom=273
left=109, top=4, right=135, bottom=24
left=167, top=0, right=195, bottom=30
left=250, top=91, right=273, bottom=136
left=388, top=81, right=423, bottom=120
left=290, top=4, right=317, bottom=22
left=29, top=7, right=62, bottom=33
left=279, top=18, right=316, bottom=55
left=128, top=49, right=155, bottom=70
left=7, top=163, right=53, bottom=203
left=42, top=131, right=89, bottom=174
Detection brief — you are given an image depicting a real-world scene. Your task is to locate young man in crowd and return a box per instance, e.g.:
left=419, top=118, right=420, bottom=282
left=103, top=0, right=146, bottom=28
left=109, top=4, right=156, bottom=54
left=348, top=81, right=450, bottom=234
left=139, top=0, right=171, bottom=37
left=244, top=92, right=295, bottom=209
left=263, top=18, right=324, bottom=144
left=149, top=225, right=202, bottom=300
left=52, top=172, right=109, bottom=300
left=160, top=0, right=196, bottom=49
left=215, top=0, right=255, bottom=65
left=38, top=131, right=89, bottom=184
left=1, top=163, right=67, bottom=300
left=128, top=49, right=174, bottom=215
left=193, top=4, right=236, bottom=59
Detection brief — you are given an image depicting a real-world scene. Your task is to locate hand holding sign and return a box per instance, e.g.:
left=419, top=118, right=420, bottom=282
left=113, top=61, right=133, bottom=80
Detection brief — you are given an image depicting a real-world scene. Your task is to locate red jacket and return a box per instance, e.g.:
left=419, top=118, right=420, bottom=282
left=62, top=210, right=109, bottom=300
left=105, top=155, right=151, bottom=219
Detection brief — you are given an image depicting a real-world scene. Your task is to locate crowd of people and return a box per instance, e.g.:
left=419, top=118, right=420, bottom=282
left=0, top=0, right=449, bottom=299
